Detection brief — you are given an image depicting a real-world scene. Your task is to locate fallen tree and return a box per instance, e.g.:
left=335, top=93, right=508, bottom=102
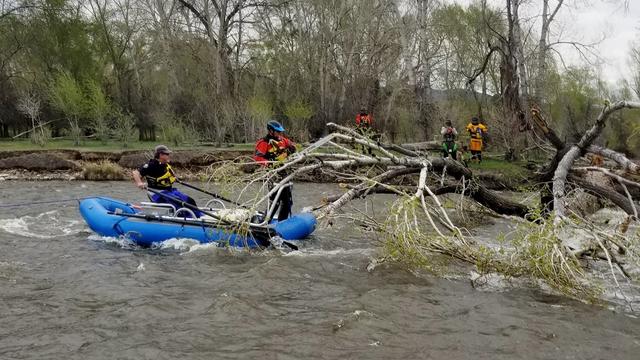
left=528, top=101, right=640, bottom=224
left=210, top=103, right=640, bottom=306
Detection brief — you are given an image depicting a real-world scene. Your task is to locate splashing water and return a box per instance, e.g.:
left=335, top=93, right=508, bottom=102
left=153, top=237, right=201, bottom=251
left=87, top=233, right=223, bottom=254
left=0, top=211, right=83, bottom=239
left=87, top=234, right=138, bottom=249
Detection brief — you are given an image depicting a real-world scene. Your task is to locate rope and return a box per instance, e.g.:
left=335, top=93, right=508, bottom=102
left=112, top=217, right=128, bottom=236
left=0, top=197, right=88, bottom=208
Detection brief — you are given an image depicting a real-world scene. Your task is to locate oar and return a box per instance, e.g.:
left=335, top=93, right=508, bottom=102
left=146, top=188, right=298, bottom=250
left=175, top=179, right=249, bottom=209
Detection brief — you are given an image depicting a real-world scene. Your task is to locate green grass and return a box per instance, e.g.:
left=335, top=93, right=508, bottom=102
left=425, top=150, right=532, bottom=178
left=466, top=157, right=529, bottom=177
left=0, top=139, right=255, bottom=152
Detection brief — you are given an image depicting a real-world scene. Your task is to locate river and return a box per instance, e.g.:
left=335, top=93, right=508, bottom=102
left=0, top=181, right=639, bottom=359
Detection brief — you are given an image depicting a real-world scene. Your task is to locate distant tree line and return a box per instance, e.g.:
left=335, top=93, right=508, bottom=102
left=0, top=0, right=638, bottom=156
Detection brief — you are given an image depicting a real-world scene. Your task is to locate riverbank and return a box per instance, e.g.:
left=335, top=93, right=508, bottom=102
left=0, top=148, right=255, bottom=181
left=0, top=147, right=534, bottom=190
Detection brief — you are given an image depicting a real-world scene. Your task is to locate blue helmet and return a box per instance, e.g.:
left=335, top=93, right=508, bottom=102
left=267, top=120, right=285, bottom=132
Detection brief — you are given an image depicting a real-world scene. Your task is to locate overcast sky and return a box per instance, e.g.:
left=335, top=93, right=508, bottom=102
left=450, top=0, right=640, bottom=85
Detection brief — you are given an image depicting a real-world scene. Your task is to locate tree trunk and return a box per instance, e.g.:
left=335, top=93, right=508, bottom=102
left=534, top=0, right=564, bottom=102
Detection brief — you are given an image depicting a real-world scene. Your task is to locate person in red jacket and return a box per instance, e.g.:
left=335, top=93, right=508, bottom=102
left=254, top=120, right=296, bottom=220
left=355, top=107, right=373, bottom=129
left=254, top=120, right=296, bottom=165
left=355, top=107, right=374, bottom=154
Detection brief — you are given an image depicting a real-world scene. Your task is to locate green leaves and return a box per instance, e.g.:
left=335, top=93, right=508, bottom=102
left=48, top=71, right=85, bottom=145
left=157, top=113, right=189, bottom=147
left=48, top=71, right=128, bottom=146
left=248, top=96, right=273, bottom=121
left=49, top=71, right=85, bottom=118
left=284, top=99, right=314, bottom=140
left=84, top=79, right=112, bottom=144
left=284, top=99, right=314, bottom=122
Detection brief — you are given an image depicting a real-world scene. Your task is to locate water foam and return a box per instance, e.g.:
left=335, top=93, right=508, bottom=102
left=0, top=210, right=82, bottom=239
left=87, top=234, right=138, bottom=248
left=284, top=248, right=374, bottom=257
left=153, top=238, right=201, bottom=251
left=87, top=233, right=222, bottom=253
left=184, top=242, right=221, bottom=253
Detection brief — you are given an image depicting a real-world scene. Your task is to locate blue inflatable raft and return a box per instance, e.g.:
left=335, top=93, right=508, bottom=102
left=79, top=197, right=317, bottom=248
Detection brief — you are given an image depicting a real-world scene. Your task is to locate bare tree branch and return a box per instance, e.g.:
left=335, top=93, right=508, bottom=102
left=553, top=101, right=640, bottom=223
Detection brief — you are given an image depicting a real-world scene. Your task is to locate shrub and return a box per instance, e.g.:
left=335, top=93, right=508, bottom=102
left=284, top=99, right=314, bottom=141
left=84, top=80, right=112, bottom=144
left=82, top=161, right=126, bottom=180
left=157, top=114, right=186, bottom=146
left=49, top=72, right=85, bottom=146
left=30, top=126, right=52, bottom=147
left=113, top=111, right=138, bottom=148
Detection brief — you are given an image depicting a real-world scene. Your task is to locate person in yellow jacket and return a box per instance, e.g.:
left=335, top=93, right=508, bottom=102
left=132, top=145, right=202, bottom=217
left=465, top=117, right=488, bottom=163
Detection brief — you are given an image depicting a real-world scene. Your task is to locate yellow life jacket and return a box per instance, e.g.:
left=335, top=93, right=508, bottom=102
left=466, top=123, right=488, bottom=151
left=466, top=123, right=488, bottom=139
left=148, top=163, right=176, bottom=189
left=267, top=140, right=288, bottom=162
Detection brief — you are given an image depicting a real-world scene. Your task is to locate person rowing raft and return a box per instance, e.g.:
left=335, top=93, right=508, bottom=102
left=131, top=145, right=203, bottom=217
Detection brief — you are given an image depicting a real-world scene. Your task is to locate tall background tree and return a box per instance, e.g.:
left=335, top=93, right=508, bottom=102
left=0, top=0, right=636, bottom=157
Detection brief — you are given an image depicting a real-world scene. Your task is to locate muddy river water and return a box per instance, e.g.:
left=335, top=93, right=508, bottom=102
left=0, top=181, right=638, bottom=359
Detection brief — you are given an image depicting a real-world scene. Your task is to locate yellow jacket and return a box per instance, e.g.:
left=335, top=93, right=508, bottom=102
left=466, top=123, right=488, bottom=151
left=465, top=123, right=488, bottom=139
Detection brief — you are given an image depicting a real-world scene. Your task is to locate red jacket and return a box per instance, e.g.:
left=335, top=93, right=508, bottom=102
left=355, top=113, right=373, bottom=127
left=254, top=135, right=296, bottom=165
